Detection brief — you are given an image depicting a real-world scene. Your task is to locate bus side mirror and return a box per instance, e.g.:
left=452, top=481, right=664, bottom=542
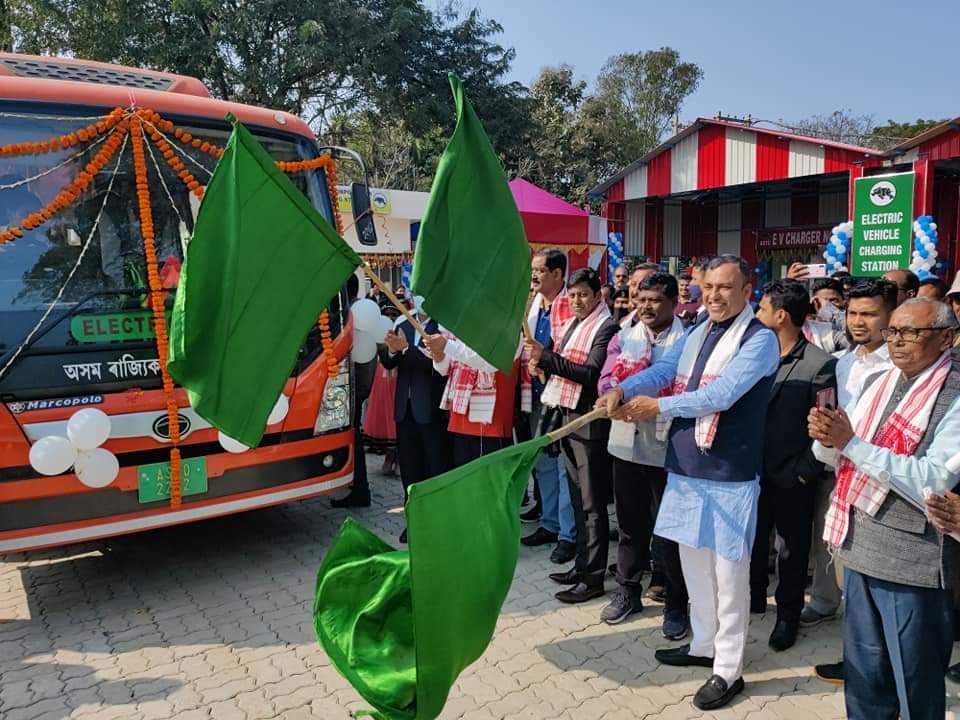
left=351, top=182, right=378, bottom=246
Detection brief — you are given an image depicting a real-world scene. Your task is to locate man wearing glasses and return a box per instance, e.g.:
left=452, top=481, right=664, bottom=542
left=808, top=297, right=960, bottom=720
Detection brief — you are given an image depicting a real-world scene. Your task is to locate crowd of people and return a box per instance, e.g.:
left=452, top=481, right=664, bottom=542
left=331, top=251, right=960, bottom=716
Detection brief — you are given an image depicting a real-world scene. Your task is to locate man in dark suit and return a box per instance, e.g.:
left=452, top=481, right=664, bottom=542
left=750, top=279, right=837, bottom=651
left=526, top=268, right=619, bottom=603
left=382, top=299, right=451, bottom=542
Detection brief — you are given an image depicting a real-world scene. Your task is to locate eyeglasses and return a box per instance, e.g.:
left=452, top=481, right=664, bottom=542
left=881, top=326, right=951, bottom=342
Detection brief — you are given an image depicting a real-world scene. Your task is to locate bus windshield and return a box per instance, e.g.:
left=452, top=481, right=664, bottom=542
left=0, top=106, right=343, bottom=399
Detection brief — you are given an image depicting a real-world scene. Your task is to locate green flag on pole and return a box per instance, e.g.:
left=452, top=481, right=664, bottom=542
left=314, top=436, right=551, bottom=720
left=411, top=73, right=529, bottom=374
left=168, top=116, right=360, bottom=448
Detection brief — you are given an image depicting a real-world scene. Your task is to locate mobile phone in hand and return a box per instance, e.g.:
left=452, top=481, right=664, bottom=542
left=804, top=264, right=828, bottom=278
left=816, top=387, right=836, bottom=411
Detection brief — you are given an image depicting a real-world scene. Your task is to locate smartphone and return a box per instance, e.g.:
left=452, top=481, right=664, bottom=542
left=804, top=263, right=828, bottom=278
left=816, top=387, right=836, bottom=411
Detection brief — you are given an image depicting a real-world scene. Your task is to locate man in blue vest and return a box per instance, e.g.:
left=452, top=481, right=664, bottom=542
left=597, top=255, right=778, bottom=710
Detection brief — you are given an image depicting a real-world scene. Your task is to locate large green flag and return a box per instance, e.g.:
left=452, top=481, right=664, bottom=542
left=411, top=73, right=529, bottom=374
left=168, top=116, right=360, bottom=447
left=314, top=436, right=551, bottom=719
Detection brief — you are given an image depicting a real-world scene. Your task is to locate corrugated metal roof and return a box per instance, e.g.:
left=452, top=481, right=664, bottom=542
left=588, top=117, right=881, bottom=198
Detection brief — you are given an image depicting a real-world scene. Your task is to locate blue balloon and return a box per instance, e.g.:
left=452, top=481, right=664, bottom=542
left=837, top=245, right=847, bottom=257
left=835, top=232, right=846, bottom=243
left=918, top=245, right=930, bottom=259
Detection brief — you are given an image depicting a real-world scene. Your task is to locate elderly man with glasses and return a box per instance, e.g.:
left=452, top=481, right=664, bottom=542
left=808, top=297, right=960, bottom=720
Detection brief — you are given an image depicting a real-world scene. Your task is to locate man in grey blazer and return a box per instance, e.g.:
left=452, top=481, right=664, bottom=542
left=810, top=298, right=960, bottom=719
left=750, top=280, right=837, bottom=652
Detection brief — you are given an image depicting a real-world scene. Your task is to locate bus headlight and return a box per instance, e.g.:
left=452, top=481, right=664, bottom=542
left=314, top=368, right=351, bottom=434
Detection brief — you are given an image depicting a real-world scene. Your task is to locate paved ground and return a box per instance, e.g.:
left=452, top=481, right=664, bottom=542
left=2, top=458, right=959, bottom=720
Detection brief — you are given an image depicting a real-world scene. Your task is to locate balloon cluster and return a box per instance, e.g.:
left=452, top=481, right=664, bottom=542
left=218, top=394, right=289, bottom=453
left=28, top=409, right=119, bottom=488
left=607, top=231, right=624, bottom=280
left=822, top=221, right=852, bottom=274
left=351, top=297, right=397, bottom=364
left=909, top=215, right=940, bottom=279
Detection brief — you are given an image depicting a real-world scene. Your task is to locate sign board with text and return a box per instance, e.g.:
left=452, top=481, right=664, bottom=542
left=852, top=172, right=914, bottom=276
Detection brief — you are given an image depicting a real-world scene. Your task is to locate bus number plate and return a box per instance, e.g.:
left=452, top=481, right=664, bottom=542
left=137, top=457, right=208, bottom=504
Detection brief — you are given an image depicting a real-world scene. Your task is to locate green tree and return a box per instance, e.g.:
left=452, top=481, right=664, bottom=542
left=868, top=118, right=948, bottom=150
left=593, top=48, right=704, bottom=163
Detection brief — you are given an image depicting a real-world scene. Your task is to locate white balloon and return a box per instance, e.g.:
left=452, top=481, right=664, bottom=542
left=930, top=222, right=938, bottom=231
left=379, top=314, right=395, bottom=340
left=352, top=330, right=378, bottom=363
left=218, top=431, right=250, bottom=453
left=267, top=394, right=289, bottom=425
left=74, top=448, right=119, bottom=488
left=66, top=408, right=111, bottom=450
left=351, top=298, right=382, bottom=332
left=29, top=436, right=78, bottom=476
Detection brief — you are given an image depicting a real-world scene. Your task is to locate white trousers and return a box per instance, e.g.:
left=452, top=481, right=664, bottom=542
left=679, top=544, right=750, bottom=684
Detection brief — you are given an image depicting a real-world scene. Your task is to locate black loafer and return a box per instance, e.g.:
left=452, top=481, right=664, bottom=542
left=768, top=619, right=798, bottom=652
left=693, top=675, right=744, bottom=710
left=550, top=541, right=576, bottom=564
left=330, top=492, right=371, bottom=509
left=521, top=527, right=558, bottom=547
left=555, top=582, right=604, bottom=604
left=549, top=568, right=580, bottom=585
left=654, top=644, right=714, bottom=668
left=814, top=661, right=845, bottom=684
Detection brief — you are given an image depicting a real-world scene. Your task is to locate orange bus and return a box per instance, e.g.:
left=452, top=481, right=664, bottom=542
left=0, top=54, right=358, bottom=552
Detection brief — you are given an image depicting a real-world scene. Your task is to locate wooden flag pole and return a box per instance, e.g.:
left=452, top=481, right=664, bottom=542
left=360, top=262, right=428, bottom=337
left=547, top=406, right=608, bottom=442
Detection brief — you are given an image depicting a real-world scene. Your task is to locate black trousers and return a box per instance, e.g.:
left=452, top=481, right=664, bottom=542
left=749, top=479, right=816, bottom=623
left=613, top=459, right=688, bottom=611
left=562, top=434, right=611, bottom=586
left=351, top=412, right=369, bottom=500
left=396, top=402, right=451, bottom=500
left=451, top=432, right=512, bottom=467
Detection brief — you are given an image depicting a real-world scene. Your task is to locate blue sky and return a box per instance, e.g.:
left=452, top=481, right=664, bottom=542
left=472, top=0, right=959, bottom=126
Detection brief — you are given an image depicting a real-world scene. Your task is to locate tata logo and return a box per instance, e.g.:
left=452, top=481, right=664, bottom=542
left=152, top=413, right=191, bottom=440
left=869, top=181, right=896, bottom=207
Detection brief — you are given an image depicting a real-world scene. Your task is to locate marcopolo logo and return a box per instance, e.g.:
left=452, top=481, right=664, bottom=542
left=869, top=180, right=897, bottom=207
left=152, top=412, right=192, bottom=441
left=7, top=395, right=104, bottom=414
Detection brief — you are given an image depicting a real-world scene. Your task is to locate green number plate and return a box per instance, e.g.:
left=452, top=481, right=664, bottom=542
left=137, top=457, right=208, bottom=503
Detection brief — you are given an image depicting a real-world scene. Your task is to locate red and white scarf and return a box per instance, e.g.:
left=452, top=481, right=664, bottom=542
left=657, top=305, right=755, bottom=448
left=540, top=300, right=611, bottom=409
left=824, top=351, right=952, bottom=547
left=608, top=315, right=686, bottom=448
left=520, top=291, right=575, bottom=412
left=439, top=333, right=497, bottom=424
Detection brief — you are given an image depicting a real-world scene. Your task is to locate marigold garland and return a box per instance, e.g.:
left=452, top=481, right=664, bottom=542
left=0, top=108, right=125, bottom=158
left=0, top=123, right=129, bottom=244
left=131, top=115, right=182, bottom=508
left=318, top=158, right=346, bottom=376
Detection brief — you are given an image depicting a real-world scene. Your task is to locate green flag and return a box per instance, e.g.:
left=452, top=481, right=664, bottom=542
left=168, top=116, right=360, bottom=448
left=314, top=436, right=551, bottom=720
left=411, top=73, right=529, bottom=374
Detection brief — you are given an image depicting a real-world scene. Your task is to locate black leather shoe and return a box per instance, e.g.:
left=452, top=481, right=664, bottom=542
left=555, top=582, right=604, bottom=604
left=549, top=568, right=580, bottom=585
left=331, top=492, right=371, bottom=509
left=814, top=661, right=844, bottom=684
left=693, top=675, right=744, bottom=710
left=768, top=619, right=798, bottom=652
left=550, top=541, right=576, bottom=564
left=521, top=527, right=558, bottom=547
left=654, top=644, right=714, bottom=668
left=520, top=504, right=542, bottom=523
left=948, top=662, right=960, bottom=684
left=399, top=529, right=407, bottom=544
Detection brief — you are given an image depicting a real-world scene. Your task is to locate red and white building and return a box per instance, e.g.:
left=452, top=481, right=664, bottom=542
left=589, top=117, right=960, bottom=277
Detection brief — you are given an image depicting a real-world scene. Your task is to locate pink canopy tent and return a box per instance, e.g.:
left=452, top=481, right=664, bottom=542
left=509, top=178, right=592, bottom=273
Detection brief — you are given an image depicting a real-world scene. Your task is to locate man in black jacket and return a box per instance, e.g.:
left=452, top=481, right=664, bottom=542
left=382, top=300, right=451, bottom=542
left=526, top=268, right=619, bottom=603
left=750, top=279, right=837, bottom=651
